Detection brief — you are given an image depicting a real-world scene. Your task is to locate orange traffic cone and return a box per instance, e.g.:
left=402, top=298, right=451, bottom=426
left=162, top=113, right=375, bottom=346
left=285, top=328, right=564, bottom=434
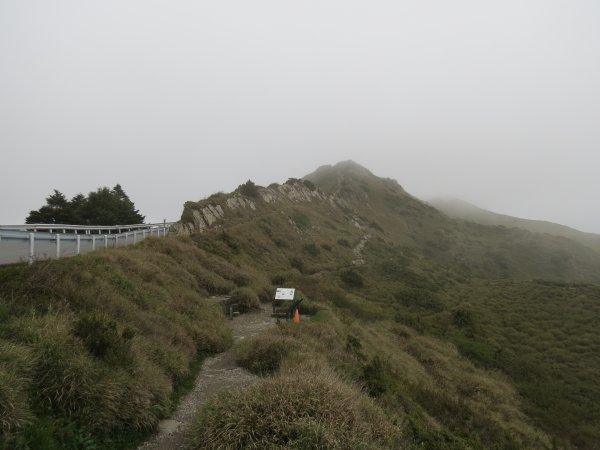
left=293, top=308, right=300, bottom=323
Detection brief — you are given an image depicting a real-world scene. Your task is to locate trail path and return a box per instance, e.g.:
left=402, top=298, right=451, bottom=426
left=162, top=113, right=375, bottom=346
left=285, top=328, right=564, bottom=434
left=352, top=232, right=372, bottom=266
left=139, top=302, right=275, bottom=450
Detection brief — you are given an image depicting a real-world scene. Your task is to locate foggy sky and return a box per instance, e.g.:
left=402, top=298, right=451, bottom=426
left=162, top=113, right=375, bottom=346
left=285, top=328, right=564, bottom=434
left=1, top=1, right=599, bottom=232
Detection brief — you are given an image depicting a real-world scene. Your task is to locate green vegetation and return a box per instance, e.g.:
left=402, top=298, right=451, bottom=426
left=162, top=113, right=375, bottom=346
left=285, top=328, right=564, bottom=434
left=228, top=287, right=260, bottom=313
left=236, top=180, right=260, bottom=198
left=431, top=197, right=600, bottom=254
left=0, top=238, right=232, bottom=449
left=189, top=364, right=401, bottom=450
left=179, top=163, right=600, bottom=449
left=4, top=161, right=600, bottom=449
left=26, top=184, right=144, bottom=225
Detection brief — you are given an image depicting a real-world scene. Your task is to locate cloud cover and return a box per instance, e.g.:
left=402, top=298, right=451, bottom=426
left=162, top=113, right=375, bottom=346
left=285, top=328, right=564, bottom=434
left=1, top=1, right=599, bottom=231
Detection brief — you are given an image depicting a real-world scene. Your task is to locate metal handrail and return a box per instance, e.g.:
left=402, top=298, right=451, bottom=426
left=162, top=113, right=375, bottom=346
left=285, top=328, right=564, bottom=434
left=0, top=222, right=174, bottom=233
left=0, top=221, right=176, bottom=265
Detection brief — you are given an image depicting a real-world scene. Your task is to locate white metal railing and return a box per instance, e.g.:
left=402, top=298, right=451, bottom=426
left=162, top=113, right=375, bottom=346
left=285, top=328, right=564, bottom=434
left=0, top=221, right=175, bottom=265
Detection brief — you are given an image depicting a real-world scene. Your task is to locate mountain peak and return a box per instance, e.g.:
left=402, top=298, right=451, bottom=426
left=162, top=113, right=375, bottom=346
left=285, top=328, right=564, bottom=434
left=303, top=160, right=376, bottom=191
left=306, top=160, right=373, bottom=178
left=332, top=160, right=374, bottom=175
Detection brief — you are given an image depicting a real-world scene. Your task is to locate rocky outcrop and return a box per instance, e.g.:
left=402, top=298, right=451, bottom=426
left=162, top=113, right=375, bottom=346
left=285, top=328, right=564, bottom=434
left=173, top=181, right=338, bottom=235
left=258, top=183, right=324, bottom=204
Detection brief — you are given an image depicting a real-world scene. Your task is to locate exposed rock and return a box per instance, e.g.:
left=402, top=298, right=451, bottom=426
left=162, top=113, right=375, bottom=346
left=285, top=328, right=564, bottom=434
left=259, top=190, right=278, bottom=203
left=192, top=210, right=207, bottom=231
left=174, top=181, right=338, bottom=235
left=201, top=206, right=219, bottom=226
left=226, top=196, right=255, bottom=210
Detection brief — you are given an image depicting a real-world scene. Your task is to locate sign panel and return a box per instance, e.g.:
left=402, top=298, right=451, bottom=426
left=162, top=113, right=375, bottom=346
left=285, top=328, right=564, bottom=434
left=275, top=288, right=295, bottom=301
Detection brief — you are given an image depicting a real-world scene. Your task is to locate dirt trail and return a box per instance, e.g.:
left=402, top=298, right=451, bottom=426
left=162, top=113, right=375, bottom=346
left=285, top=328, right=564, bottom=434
left=352, top=232, right=372, bottom=266
left=139, top=303, right=275, bottom=450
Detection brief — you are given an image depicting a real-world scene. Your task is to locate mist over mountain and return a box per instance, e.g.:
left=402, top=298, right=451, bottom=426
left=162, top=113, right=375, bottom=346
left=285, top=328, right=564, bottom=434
left=429, top=197, right=600, bottom=254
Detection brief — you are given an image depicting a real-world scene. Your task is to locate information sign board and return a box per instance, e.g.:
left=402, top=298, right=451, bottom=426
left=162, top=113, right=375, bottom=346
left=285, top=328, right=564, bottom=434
left=275, top=288, right=295, bottom=301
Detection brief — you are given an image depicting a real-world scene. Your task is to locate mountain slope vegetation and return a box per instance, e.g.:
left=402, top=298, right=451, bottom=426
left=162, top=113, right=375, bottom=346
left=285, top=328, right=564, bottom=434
left=2, top=161, right=599, bottom=449
left=430, top=197, right=600, bottom=254
left=176, top=161, right=600, bottom=449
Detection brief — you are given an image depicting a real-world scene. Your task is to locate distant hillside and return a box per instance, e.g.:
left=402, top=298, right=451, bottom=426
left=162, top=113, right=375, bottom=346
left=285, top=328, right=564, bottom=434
left=430, top=197, right=600, bottom=254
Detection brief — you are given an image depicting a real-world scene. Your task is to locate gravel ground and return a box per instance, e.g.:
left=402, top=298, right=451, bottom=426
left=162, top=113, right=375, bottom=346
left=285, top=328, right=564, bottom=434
left=138, top=302, right=276, bottom=450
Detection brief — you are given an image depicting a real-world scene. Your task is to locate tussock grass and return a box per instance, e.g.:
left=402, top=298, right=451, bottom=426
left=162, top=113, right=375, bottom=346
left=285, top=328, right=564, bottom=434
left=0, top=237, right=233, bottom=448
left=188, top=364, right=401, bottom=449
left=228, top=287, right=260, bottom=313
left=0, top=366, right=33, bottom=434
left=234, top=333, right=297, bottom=376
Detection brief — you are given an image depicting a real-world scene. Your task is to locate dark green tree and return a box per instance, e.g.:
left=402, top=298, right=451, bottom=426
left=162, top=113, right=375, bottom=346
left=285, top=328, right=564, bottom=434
left=25, top=185, right=145, bottom=225
left=26, top=190, right=74, bottom=224
left=237, top=180, right=259, bottom=198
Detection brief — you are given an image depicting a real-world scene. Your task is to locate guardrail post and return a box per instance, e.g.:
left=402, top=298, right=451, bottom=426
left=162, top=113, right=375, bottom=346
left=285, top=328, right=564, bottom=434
left=76, top=235, right=81, bottom=255
left=92, top=235, right=96, bottom=251
left=104, top=235, right=108, bottom=248
left=56, top=234, right=61, bottom=259
left=142, top=230, right=146, bottom=239
left=133, top=231, right=137, bottom=244
left=28, top=233, right=34, bottom=265
left=114, top=235, right=118, bottom=248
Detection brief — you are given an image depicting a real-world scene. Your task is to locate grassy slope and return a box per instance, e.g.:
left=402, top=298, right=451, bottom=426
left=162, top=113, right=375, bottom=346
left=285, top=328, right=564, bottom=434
left=182, top=161, right=600, bottom=449
left=0, top=237, right=239, bottom=449
left=430, top=197, right=600, bottom=254
left=3, top=162, right=600, bottom=449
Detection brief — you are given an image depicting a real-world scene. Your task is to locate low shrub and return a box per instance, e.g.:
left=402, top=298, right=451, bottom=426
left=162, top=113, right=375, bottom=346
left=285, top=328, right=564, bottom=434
left=196, top=268, right=235, bottom=295
left=255, top=285, right=273, bottom=303
left=340, top=269, right=364, bottom=288
left=290, top=257, right=304, bottom=273
left=321, top=243, right=333, bottom=252
left=273, top=238, right=287, bottom=248
left=297, top=298, right=321, bottom=316
left=337, top=238, right=351, bottom=248
left=290, top=210, right=310, bottom=229
left=234, top=334, right=296, bottom=376
left=362, top=356, right=393, bottom=397
left=73, top=313, right=134, bottom=365
left=271, top=274, right=286, bottom=285
left=228, top=288, right=260, bottom=313
left=237, top=180, right=260, bottom=198
left=188, top=365, right=401, bottom=449
left=302, top=243, right=320, bottom=257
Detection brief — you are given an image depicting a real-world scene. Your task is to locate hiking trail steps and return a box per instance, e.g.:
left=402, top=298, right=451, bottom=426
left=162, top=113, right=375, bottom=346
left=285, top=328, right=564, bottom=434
left=139, top=302, right=276, bottom=450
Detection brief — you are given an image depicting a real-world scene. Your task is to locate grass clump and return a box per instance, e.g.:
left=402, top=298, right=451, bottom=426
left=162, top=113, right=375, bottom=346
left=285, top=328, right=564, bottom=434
left=73, top=313, right=134, bottom=363
left=228, top=287, right=260, bottom=313
left=340, top=269, right=364, bottom=288
left=234, top=334, right=296, bottom=376
left=188, top=365, right=401, bottom=449
left=337, top=238, right=351, bottom=248
left=0, top=366, right=33, bottom=437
